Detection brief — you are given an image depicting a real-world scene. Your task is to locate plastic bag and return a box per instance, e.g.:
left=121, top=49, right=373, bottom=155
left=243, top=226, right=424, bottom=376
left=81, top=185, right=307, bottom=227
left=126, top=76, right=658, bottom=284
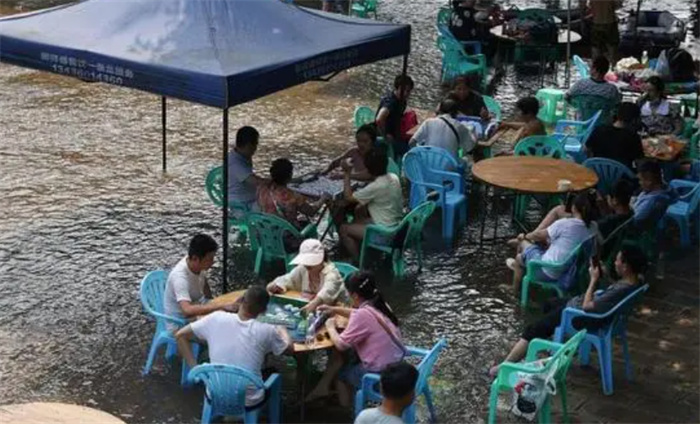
left=654, top=50, right=671, bottom=79
left=510, top=359, right=558, bottom=421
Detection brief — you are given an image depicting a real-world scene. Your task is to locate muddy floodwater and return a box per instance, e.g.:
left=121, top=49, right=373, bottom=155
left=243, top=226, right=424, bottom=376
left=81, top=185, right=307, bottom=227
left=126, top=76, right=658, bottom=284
left=0, top=0, right=697, bottom=422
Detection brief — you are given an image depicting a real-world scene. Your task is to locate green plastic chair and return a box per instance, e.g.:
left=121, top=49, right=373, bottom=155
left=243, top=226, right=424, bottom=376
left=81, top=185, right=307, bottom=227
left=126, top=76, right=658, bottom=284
left=600, top=217, right=634, bottom=273
left=205, top=166, right=253, bottom=245
left=436, top=6, right=451, bottom=29
left=680, top=94, right=698, bottom=117
left=436, top=28, right=487, bottom=89
left=521, top=236, right=595, bottom=307
left=513, top=9, right=558, bottom=64
left=488, top=330, right=587, bottom=424
left=350, top=0, right=377, bottom=18
left=685, top=128, right=700, bottom=160
left=246, top=212, right=317, bottom=276
left=568, top=94, right=617, bottom=127
left=354, top=105, right=375, bottom=129
left=359, top=201, right=436, bottom=278
left=536, top=88, right=568, bottom=125
left=333, top=262, right=359, bottom=280
left=482, top=95, right=502, bottom=121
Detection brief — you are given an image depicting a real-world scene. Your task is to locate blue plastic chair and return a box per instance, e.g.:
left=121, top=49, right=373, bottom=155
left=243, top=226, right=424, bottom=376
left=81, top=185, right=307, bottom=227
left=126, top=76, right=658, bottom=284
left=188, top=364, right=281, bottom=424
left=354, top=339, right=447, bottom=423
left=246, top=212, right=317, bottom=276
left=140, top=270, right=200, bottom=386
left=554, top=284, right=649, bottom=395
left=660, top=180, right=700, bottom=247
left=572, top=55, right=589, bottom=79
left=583, top=158, right=636, bottom=196
left=553, top=111, right=602, bottom=163
left=403, top=147, right=467, bottom=240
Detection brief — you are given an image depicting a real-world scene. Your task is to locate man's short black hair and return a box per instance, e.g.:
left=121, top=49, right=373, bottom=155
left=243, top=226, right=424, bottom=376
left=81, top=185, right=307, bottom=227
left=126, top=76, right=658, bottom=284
left=611, top=178, right=634, bottom=205
left=364, top=148, right=389, bottom=177
left=394, top=74, right=414, bottom=90
left=516, top=97, right=540, bottom=116
left=637, top=159, right=663, bottom=183
left=270, top=158, right=293, bottom=186
left=616, top=102, right=641, bottom=125
left=188, top=234, right=218, bottom=259
left=236, top=126, right=259, bottom=149
left=380, top=362, right=419, bottom=399
left=243, top=285, right=270, bottom=316
left=592, top=55, right=610, bottom=75
left=438, top=98, right=458, bottom=116
left=619, top=243, right=648, bottom=275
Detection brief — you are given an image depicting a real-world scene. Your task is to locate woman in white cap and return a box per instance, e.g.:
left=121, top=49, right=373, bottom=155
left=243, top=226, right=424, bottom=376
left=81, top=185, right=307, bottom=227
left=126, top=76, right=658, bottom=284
left=266, top=239, right=349, bottom=313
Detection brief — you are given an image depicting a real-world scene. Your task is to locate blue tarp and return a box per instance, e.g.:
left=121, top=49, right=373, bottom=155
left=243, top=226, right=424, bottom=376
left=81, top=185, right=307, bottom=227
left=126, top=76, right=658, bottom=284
left=0, top=0, right=411, bottom=108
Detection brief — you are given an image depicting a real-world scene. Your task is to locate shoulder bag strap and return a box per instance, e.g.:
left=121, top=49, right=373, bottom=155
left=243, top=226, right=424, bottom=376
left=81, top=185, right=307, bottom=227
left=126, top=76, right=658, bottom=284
left=439, top=116, right=461, bottom=143
left=363, top=306, right=407, bottom=356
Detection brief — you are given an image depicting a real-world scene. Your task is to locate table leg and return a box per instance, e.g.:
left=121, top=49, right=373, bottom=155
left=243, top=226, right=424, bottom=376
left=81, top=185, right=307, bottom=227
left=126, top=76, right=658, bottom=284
left=492, top=187, right=499, bottom=242
left=479, top=183, right=489, bottom=247
left=296, top=353, right=310, bottom=422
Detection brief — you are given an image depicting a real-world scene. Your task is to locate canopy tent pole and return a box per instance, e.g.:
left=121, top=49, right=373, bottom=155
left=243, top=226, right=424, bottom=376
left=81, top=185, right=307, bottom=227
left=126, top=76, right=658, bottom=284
left=565, top=0, right=572, bottom=88
left=401, top=53, right=408, bottom=77
left=634, top=0, right=642, bottom=46
left=161, top=96, right=167, bottom=172
left=222, top=108, right=229, bottom=293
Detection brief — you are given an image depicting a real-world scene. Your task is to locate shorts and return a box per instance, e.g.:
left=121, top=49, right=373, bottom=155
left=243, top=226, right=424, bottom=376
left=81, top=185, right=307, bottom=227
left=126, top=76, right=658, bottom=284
left=522, top=245, right=556, bottom=281
left=591, top=22, right=619, bottom=50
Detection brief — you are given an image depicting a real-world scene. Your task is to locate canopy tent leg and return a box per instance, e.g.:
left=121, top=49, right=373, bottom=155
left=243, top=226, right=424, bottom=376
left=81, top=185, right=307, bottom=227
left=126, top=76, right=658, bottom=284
left=161, top=96, right=167, bottom=172
left=222, top=108, right=229, bottom=293
left=401, top=54, right=408, bottom=77
left=565, top=0, right=572, bottom=88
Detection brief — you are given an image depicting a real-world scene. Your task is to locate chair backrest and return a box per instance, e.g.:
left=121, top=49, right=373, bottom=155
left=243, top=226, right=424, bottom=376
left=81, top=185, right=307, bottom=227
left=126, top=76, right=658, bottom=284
left=583, top=158, right=635, bottom=196
left=437, top=6, right=450, bottom=29
left=482, top=95, right=502, bottom=121
left=572, top=235, right=596, bottom=291
left=206, top=166, right=224, bottom=207
left=514, top=135, right=567, bottom=159
left=400, top=201, right=437, bottom=250
left=333, top=262, right=359, bottom=281
left=606, top=284, right=649, bottom=335
left=682, top=181, right=700, bottom=214
left=387, top=157, right=401, bottom=177
left=572, top=55, right=590, bottom=79
left=414, top=338, right=447, bottom=393
left=551, top=329, right=587, bottom=381
left=601, top=216, right=634, bottom=261
left=140, top=270, right=185, bottom=332
left=354, top=106, right=375, bottom=128
left=246, top=212, right=300, bottom=258
left=189, top=364, right=264, bottom=417
left=403, top=147, right=460, bottom=204
left=569, top=95, right=612, bottom=126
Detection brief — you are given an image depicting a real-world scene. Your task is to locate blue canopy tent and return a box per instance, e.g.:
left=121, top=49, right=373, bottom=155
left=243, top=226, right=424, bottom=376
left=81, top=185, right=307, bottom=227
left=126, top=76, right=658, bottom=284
left=0, top=0, right=411, bottom=289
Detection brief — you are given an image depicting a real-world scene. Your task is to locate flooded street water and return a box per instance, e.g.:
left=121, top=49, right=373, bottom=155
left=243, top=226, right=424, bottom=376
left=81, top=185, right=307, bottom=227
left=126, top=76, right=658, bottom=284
left=0, top=0, right=696, bottom=422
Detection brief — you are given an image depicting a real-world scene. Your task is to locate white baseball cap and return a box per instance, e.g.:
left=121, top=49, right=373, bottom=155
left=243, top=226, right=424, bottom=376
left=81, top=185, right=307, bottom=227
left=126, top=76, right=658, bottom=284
left=290, top=239, right=325, bottom=266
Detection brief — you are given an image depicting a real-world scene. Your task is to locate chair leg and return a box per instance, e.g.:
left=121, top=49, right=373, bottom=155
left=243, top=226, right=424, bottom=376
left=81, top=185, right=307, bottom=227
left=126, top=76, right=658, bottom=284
left=143, top=334, right=163, bottom=375
left=559, top=383, right=569, bottom=424
left=679, top=218, right=690, bottom=247
left=402, top=403, right=416, bottom=424
left=578, top=340, right=592, bottom=366
left=487, top=382, right=499, bottom=424
left=165, top=341, right=177, bottom=360
left=268, top=378, right=281, bottom=424
left=354, top=389, right=365, bottom=419
left=254, top=249, right=263, bottom=275
left=600, top=336, right=614, bottom=395
left=538, top=396, right=551, bottom=424
left=621, top=330, right=633, bottom=381
left=424, top=386, right=438, bottom=423
left=520, top=277, right=530, bottom=307
left=181, top=342, right=200, bottom=386
left=201, top=399, right=212, bottom=424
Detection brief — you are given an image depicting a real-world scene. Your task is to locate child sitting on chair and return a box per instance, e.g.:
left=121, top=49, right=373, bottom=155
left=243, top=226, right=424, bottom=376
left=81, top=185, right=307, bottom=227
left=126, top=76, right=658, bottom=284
left=499, top=96, right=546, bottom=142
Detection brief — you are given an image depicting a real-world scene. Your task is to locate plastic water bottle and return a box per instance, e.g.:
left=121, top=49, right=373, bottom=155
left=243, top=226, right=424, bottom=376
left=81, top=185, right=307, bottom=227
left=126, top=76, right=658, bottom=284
left=305, top=313, right=317, bottom=347
left=641, top=51, right=649, bottom=67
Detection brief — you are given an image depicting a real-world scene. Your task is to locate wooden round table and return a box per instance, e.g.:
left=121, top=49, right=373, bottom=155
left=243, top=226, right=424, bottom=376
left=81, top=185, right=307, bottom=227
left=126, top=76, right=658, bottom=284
left=0, top=403, right=125, bottom=424
left=472, top=156, right=598, bottom=194
left=472, top=156, right=598, bottom=244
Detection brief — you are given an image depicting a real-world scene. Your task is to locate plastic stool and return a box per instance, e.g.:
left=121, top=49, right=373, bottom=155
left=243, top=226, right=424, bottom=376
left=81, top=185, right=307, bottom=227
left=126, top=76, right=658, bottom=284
left=536, top=88, right=567, bottom=125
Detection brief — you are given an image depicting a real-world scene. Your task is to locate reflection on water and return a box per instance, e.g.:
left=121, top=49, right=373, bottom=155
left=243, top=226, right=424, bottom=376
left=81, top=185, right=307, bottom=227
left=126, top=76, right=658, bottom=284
left=0, top=0, right=695, bottom=422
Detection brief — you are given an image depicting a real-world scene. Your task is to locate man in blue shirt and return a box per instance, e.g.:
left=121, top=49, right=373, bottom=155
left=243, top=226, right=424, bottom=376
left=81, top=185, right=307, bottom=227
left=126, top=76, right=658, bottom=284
left=227, top=126, right=267, bottom=212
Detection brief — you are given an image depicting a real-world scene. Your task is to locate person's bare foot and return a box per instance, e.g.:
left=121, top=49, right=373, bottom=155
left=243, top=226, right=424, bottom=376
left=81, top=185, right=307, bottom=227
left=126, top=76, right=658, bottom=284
left=304, top=387, right=330, bottom=403
left=505, top=258, right=518, bottom=271
left=489, top=364, right=500, bottom=378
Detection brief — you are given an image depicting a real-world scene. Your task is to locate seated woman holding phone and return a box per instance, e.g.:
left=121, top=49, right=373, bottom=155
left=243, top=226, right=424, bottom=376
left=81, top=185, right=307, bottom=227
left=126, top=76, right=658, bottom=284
left=490, top=244, right=647, bottom=377
left=266, top=239, right=349, bottom=314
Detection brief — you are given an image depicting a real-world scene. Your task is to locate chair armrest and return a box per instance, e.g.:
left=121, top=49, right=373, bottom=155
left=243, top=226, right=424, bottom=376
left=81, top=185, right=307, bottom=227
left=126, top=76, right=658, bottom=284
left=559, top=306, right=612, bottom=338
left=406, top=346, right=430, bottom=357
left=670, top=179, right=698, bottom=195
left=554, top=121, right=585, bottom=134
left=149, top=310, right=188, bottom=327
left=300, top=223, right=318, bottom=238
left=495, top=358, right=554, bottom=387
left=431, top=169, right=464, bottom=194
left=525, top=258, right=569, bottom=278
left=525, top=338, right=563, bottom=362
left=359, top=372, right=382, bottom=402
left=364, top=223, right=402, bottom=241
left=263, top=373, right=281, bottom=391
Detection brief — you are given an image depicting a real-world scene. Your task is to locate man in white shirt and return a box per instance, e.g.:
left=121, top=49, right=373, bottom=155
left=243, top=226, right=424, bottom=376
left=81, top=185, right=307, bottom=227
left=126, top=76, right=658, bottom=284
left=409, top=99, right=475, bottom=161
left=163, top=234, right=234, bottom=332
left=176, top=286, right=293, bottom=407
left=338, top=148, right=403, bottom=259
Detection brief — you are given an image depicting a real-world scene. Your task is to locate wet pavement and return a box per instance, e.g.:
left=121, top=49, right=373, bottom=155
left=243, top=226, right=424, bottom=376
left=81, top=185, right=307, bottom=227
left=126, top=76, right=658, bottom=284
left=0, top=0, right=698, bottom=422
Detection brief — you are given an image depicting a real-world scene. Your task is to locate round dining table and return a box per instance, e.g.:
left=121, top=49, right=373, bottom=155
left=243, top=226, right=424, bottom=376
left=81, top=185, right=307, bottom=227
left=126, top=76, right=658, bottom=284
left=471, top=156, right=599, bottom=244
left=0, top=403, right=125, bottom=424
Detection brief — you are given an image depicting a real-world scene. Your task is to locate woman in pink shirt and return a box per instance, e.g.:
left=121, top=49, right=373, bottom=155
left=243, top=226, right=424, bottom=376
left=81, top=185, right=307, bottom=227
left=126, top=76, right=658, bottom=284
left=305, top=271, right=405, bottom=407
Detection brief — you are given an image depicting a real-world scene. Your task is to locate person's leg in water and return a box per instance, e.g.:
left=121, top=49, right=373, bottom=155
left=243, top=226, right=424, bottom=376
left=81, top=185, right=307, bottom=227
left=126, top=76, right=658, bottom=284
left=339, top=218, right=371, bottom=260
left=489, top=300, right=567, bottom=376
left=306, top=349, right=345, bottom=402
